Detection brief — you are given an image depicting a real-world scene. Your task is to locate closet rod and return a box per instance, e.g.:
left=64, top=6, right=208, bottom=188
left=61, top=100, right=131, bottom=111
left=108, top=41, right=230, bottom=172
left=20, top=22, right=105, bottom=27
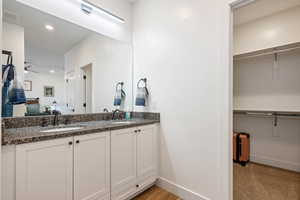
left=245, top=112, right=273, bottom=116
left=234, top=111, right=300, bottom=118
left=234, top=45, right=300, bottom=61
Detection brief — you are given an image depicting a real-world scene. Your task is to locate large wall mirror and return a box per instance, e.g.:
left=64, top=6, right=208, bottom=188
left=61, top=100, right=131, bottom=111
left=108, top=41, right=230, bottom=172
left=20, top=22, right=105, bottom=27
left=2, top=0, right=133, bottom=117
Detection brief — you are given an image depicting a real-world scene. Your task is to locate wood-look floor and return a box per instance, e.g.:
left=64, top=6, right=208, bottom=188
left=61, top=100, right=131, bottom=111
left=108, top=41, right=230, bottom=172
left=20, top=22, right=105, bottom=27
left=234, top=163, right=300, bottom=200
left=133, top=186, right=180, bottom=200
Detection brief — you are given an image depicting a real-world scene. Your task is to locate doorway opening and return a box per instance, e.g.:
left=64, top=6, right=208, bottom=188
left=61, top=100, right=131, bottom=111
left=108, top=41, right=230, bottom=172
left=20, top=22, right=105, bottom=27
left=231, top=0, right=300, bottom=199
left=81, top=63, right=93, bottom=113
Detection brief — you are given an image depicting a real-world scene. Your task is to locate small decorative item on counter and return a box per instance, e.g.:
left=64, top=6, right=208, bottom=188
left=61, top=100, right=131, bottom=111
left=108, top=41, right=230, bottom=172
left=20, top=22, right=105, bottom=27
left=125, top=111, right=131, bottom=120
left=135, top=78, right=149, bottom=106
left=44, top=105, right=52, bottom=114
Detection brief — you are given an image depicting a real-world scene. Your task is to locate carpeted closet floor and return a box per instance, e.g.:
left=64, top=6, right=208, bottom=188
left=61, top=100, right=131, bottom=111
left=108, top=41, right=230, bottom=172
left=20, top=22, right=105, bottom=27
left=234, top=163, right=300, bottom=200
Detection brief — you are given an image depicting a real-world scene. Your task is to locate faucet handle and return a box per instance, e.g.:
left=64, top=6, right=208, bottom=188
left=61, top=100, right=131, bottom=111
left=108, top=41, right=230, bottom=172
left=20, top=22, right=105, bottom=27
left=41, top=118, right=48, bottom=127
left=64, top=118, right=71, bottom=125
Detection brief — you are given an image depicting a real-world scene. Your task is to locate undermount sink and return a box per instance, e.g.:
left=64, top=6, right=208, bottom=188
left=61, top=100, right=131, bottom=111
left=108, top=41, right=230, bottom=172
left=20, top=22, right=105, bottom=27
left=110, top=121, right=134, bottom=125
left=41, top=127, right=84, bottom=133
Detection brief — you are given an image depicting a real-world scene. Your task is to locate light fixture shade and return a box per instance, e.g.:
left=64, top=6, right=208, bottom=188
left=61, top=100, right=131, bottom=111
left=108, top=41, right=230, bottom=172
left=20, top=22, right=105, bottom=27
left=79, top=0, right=125, bottom=23
left=81, top=3, right=92, bottom=14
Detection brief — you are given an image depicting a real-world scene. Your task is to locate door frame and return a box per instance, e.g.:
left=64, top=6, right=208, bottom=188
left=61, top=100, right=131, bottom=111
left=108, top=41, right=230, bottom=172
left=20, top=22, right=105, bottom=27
left=0, top=0, right=3, bottom=199
left=80, top=63, right=93, bottom=113
left=222, top=0, right=257, bottom=200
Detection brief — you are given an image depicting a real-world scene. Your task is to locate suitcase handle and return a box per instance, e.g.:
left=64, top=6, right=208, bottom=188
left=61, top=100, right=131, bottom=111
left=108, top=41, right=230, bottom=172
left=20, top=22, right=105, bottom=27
left=239, top=137, right=242, bottom=158
left=237, top=134, right=241, bottom=159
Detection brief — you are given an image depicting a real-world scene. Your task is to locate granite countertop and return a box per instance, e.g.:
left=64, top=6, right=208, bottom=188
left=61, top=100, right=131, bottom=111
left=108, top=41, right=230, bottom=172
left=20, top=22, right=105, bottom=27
left=2, top=119, right=159, bottom=145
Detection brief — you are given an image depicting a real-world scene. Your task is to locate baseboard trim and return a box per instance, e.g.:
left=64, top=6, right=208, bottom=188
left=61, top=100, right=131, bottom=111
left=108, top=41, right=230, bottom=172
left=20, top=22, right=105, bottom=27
left=251, top=155, right=300, bottom=173
left=156, top=177, right=211, bottom=200
left=126, top=182, right=156, bottom=200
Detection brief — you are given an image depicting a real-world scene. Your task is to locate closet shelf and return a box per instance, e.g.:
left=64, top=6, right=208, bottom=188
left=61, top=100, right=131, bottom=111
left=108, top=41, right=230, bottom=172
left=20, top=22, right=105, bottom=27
left=234, top=109, right=300, bottom=118
left=234, top=42, right=300, bottom=60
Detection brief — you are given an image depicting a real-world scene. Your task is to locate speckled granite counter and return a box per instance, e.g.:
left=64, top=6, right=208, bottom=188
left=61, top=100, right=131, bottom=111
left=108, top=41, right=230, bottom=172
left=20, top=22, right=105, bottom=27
left=2, top=119, right=159, bottom=146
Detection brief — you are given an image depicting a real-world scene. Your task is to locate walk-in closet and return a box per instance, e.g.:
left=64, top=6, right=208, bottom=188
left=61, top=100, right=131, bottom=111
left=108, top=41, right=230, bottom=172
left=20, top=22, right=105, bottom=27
left=233, top=1, right=300, bottom=199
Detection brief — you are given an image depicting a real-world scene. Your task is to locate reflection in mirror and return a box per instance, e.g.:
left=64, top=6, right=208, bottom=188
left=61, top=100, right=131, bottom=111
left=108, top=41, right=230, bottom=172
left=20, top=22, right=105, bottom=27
left=2, top=0, right=132, bottom=117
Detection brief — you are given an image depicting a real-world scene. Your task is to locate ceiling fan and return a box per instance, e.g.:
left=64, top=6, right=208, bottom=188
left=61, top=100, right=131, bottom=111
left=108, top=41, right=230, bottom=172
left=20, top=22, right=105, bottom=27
left=24, top=61, right=39, bottom=73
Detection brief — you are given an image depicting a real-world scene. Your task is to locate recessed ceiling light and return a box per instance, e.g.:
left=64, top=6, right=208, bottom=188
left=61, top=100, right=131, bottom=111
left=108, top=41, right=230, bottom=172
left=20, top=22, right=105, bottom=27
left=45, top=24, right=54, bottom=31
left=49, top=70, right=55, bottom=73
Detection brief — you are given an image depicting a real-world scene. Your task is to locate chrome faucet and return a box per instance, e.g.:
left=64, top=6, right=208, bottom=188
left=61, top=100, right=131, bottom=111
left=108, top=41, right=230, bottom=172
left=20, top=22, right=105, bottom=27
left=53, top=110, right=61, bottom=126
left=112, top=109, right=122, bottom=120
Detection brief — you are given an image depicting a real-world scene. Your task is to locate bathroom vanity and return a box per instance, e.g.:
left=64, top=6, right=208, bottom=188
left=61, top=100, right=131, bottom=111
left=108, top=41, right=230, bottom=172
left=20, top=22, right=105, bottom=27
left=2, top=113, right=160, bottom=200
left=1, top=1, right=159, bottom=200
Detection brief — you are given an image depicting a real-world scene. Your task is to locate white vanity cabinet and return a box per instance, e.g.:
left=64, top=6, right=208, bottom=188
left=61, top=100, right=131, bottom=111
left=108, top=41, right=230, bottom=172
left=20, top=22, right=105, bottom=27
left=15, top=132, right=110, bottom=200
left=136, top=125, right=158, bottom=191
left=16, top=137, right=74, bottom=200
left=111, top=128, right=138, bottom=200
left=73, top=133, right=110, bottom=200
left=2, top=124, right=158, bottom=200
left=111, top=125, right=158, bottom=200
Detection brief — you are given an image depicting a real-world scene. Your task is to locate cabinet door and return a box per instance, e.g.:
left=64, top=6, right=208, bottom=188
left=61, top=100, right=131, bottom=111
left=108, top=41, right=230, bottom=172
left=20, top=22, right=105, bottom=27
left=2, top=145, right=16, bottom=200
left=74, top=132, right=110, bottom=200
left=111, top=128, right=137, bottom=200
left=16, top=138, right=73, bottom=200
left=137, top=125, right=158, bottom=190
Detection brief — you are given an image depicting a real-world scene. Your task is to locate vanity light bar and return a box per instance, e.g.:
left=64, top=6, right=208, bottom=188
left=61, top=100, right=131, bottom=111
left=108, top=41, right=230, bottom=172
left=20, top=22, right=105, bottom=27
left=79, top=0, right=125, bottom=23
left=231, top=0, right=256, bottom=9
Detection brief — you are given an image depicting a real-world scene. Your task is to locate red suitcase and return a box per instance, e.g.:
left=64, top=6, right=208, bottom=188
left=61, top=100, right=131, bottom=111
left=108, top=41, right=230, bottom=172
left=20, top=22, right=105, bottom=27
left=233, top=133, right=239, bottom=162
left=233, top=132, right=250, bottom=166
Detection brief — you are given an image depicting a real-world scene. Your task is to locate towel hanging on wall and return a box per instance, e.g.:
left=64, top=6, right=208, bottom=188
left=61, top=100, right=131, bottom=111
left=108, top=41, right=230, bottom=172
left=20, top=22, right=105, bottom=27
left=2, top=54, right=15, bottom=117
left=114, top=82, right=126, bottom=106
left=8, top=66, right=26, bottom=105
left=135, top=78, right=149, bottom=106
left=2, top=55, right=15, bottom=82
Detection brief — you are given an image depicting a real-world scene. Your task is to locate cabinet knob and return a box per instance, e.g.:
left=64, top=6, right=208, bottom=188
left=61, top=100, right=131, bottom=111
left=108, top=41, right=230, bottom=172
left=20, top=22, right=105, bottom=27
left=68, top=141, right=73, bottom=145
left=136, top=184, right=139, bottom=188
left=134, top=130, right=138, bottom=133
left=138, top=129, right=141, bottom=132
left=76, top=140, right=80, bottom=144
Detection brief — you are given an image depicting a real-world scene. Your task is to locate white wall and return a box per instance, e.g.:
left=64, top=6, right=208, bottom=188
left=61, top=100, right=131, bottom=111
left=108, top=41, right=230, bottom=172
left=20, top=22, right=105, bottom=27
left=234, top=115, right=300, bottom=172
left=64, top=34, right=132, bottom=114
left=2, top=22, right=24, bottom=82
left=24, top=72, right=66, bottom=109
left=234, top=49, right=300, bottom=111
left=234, top=6, right=300, bottom=55
left=133, top=0, right=233, bottom=199
left=16, top=0, right=133, bottom=42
